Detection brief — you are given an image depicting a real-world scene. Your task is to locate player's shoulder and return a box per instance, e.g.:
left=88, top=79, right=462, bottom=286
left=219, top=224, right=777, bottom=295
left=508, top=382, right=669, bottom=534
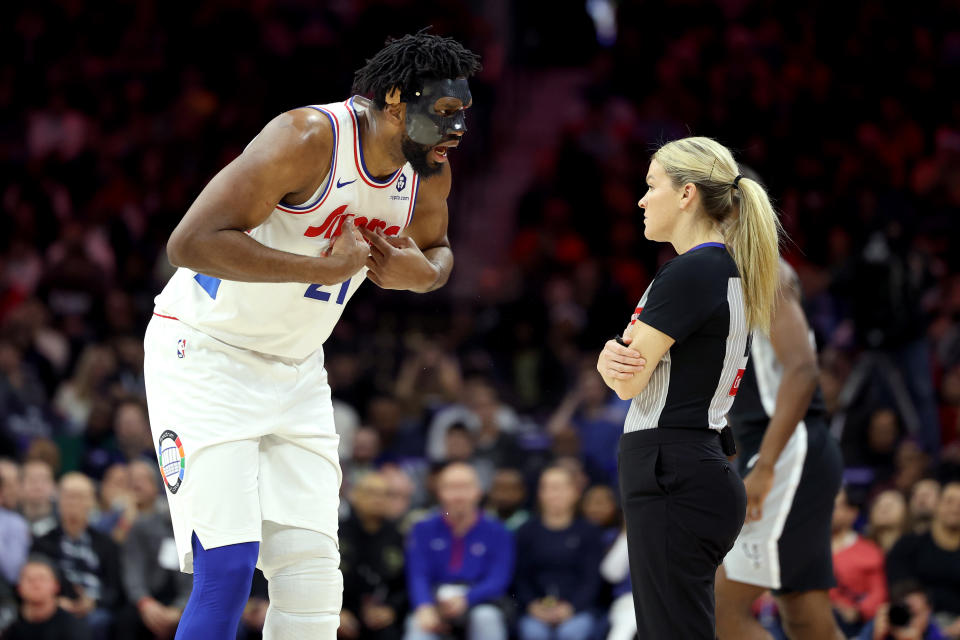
left=250, top=106, right=336, bottom=165
left=777, top=259, right=802, bottom=300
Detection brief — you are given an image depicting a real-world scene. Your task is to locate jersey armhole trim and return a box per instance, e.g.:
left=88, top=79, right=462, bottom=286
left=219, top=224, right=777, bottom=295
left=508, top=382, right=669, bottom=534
left=405, top=173, right=420, bottom=228
left=347, top=97, right=403, bottom=189
left=276, top=106, right=339, bottom=214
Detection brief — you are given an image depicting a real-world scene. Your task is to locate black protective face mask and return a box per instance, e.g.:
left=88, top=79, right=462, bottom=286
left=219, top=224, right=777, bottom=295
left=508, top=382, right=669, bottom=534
left=404, top=77, right=472, bottom=147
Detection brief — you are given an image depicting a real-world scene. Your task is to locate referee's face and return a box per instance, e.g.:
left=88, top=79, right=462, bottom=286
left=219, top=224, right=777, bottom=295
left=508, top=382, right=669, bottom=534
left=638, top=159, right=678, bottom=242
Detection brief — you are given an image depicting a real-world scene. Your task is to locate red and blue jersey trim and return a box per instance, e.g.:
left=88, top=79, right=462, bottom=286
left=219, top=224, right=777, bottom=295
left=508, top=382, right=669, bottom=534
left=347, top=97, right=403, bottom=189
left=405, top=172, right=420, bottom=228
left=276, top=105, right=339, bottom=214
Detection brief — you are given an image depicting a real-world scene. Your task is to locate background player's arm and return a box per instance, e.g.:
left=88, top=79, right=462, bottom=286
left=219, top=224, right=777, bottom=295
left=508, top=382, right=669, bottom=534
left=361, top=163, right=453, bottom=293
left=166, top=109, right=367, bottom=285
left=743, top=261, right=820, bottom=520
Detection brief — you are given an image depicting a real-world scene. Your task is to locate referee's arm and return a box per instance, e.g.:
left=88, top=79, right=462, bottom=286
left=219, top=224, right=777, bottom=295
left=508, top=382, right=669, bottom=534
left=598, top=322, right=673, bottom=400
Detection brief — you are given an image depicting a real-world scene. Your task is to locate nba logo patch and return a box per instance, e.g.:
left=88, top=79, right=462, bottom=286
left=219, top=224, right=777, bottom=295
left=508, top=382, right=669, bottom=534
left=157, top=430, right=185, bottom=494
left=396, top=174, right=407, bottom=192
left=177, top=339, right=186, bottom=359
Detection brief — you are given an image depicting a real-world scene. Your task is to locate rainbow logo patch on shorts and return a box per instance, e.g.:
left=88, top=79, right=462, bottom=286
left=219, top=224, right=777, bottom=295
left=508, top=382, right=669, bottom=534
left=157, top=429, right=186, bottom=494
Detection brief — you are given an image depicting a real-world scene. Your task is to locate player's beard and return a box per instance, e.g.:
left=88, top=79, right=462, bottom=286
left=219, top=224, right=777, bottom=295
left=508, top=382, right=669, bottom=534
left=401, top=133, right=443, bottom=178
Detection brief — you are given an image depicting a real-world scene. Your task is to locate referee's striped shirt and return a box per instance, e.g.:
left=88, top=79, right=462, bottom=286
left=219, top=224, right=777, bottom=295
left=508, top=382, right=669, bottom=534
left=623, top=243, right=751, bottom=433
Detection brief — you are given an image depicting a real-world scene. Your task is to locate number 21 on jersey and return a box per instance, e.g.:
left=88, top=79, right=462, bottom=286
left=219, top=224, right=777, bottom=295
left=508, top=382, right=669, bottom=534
left=304, top=278, right=351, bottom=305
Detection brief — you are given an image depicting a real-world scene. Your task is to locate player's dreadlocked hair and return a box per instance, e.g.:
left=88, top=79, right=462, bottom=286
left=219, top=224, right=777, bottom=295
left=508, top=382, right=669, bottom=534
left=352, top=30, right=482, bottom=109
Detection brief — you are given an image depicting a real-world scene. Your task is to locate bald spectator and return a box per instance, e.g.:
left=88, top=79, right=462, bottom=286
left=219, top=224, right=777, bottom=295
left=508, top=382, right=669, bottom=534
left=6, top=556, right=91, bottom=640
left=404, top=462, right=514, bottom=640
left=0, top=458, right=21, bottom=510
left=0, top=472, right=29, bottom=587
left=339, top=472, right=406, bottom=640
left=21, top=458, right=58, bottom=537
left=887, top=482, right=960, bottom=638
left=32, top=472, right=121, bottom=640
left=116, top=460, right=190, bottom=640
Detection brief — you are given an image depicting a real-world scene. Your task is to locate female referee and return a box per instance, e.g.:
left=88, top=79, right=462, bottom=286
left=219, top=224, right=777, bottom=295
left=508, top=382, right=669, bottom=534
left=596, top=136, right=781, bottom=639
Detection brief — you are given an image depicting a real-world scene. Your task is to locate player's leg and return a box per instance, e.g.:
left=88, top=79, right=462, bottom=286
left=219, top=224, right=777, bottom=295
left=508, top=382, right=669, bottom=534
left=776, top=590, right=845, bottom=640
left=259, top=520, right=342, bottom=639
left=176, top=534, right=259, bottom=638
left=714, top=565, right=772, bottom=640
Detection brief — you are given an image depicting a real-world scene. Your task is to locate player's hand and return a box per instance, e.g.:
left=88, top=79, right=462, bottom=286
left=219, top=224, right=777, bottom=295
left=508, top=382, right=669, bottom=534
left=743, top=462, right=775, bottom=523
left=139, top=597, right=168, bottom=634
left=597, top=336, right=646, bottom=380
left=414, top=604, right=447, bottom=633
left=325, top=220, right=368, bottom=279
left=360, top=228, right=438, bottom=292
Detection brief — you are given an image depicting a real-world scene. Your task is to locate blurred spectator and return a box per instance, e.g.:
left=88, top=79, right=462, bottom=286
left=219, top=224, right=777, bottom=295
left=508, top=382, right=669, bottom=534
left=5, top=556, right=92, bottom=640
left=112, top=397, right=154, bottom=465
left=580, top=484, right=620, bottom=533
left=444, top=423, right=494, bottom=491
left=32, top=472, right=122, bottom=639
left=21, top=458, right=58, bottom=537
left=381, top=464, right=417, bottom=530
left=858, top=408, right=903, bottom=485
left=868, top=489, right=910, bottom=552
left=92, top=463, right=136, bottom=543
left=52, top=345, right=116, bottom=434
left=426, top=378, right=521, bottom=465
left=367, top=396, right=426, bottom=462
left=344, top=426, right=381, bottom=491
left=599, top=527, right=634, bottom=640
left=893, top=440, right=933, bottom=494
left=857, top=580, right=946, bottom=640
left=886, top=482, right=960, bottom=637
left=116, top=460, right=189, bottom=640
left=0, top=458, right=20, bottom=510
left=394, top=337, right=464, bottom=414
left=0, top=470, right=29, bottom=587
left=485, top=467, right=530, bottom=532
left=546, top=367, right=627, bottom=485
left=339, top=472, right=406, bottom=640
left=404, top=462, right=514, bottom=640
left=515, top=465, right=602, bottom=640
left=831, top=488, right=888, bottom=636
left=911, top=479, right=942, bottom=534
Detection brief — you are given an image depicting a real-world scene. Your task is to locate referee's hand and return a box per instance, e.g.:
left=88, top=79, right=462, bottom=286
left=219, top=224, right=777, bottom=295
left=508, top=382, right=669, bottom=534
left=598, top=337, right=646, bottom=380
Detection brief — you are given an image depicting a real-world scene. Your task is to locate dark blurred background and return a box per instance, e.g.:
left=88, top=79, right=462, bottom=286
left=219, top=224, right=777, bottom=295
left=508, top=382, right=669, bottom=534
left=1, top=1, right=959, bottom=639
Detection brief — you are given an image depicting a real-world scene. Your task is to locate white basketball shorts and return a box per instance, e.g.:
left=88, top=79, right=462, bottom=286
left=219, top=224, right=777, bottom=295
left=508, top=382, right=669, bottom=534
left=143, top=313, right=341, bottom=572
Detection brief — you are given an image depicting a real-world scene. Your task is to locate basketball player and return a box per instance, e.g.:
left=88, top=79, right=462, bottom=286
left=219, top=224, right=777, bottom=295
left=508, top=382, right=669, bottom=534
left=715, top=259, right=844, bottom=640
left=143, top=33, right=481, bottom=639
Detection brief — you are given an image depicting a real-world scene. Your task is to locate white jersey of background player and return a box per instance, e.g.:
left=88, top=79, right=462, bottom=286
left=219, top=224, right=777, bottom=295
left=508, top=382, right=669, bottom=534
left=143, top=33, right=481, bottom=640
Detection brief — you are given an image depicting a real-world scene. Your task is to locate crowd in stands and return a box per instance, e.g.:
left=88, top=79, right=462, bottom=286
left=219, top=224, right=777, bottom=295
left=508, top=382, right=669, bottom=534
left=3, top=0, right=960, bottom=639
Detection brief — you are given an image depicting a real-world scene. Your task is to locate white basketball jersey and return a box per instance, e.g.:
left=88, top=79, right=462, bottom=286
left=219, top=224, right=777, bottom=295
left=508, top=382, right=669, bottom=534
left=154, top=96, right=421, bottom=359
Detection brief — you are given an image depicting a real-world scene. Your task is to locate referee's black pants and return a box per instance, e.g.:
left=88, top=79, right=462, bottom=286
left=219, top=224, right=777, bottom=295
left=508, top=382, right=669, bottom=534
left=618, top=428, right=746, bottom=639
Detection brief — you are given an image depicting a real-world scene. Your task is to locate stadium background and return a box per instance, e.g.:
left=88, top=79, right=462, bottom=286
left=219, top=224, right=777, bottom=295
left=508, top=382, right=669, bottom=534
left=2, top=0, right=960, bottom=638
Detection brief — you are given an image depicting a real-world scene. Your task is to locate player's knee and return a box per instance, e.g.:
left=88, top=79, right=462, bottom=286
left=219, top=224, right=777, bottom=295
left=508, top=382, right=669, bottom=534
left=193, top=538, right=259, bottom=594
left=259, top=524, right=342, bottom=615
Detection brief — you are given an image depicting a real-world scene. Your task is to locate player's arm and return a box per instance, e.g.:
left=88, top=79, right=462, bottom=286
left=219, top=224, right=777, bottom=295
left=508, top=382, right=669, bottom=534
left=166, top=109, right=367, bottom=285
left=360, top=163, right=453, bottom=293
left=742, top=261, right=819, bottom=521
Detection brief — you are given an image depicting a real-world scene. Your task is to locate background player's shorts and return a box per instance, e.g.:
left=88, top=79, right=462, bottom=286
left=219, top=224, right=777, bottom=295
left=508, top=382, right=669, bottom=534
left=722, top=418, right=843, bottom=593
left=143, top=313, right=341, bottom=572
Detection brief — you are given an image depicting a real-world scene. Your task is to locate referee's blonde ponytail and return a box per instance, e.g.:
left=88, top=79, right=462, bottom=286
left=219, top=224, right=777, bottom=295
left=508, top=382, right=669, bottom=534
left=654, top=137, right=782, bottom=333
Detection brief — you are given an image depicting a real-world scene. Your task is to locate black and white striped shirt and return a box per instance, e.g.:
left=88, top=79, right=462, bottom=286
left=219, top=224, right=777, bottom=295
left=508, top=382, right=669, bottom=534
left=623, top=243, right=751, bottom=433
